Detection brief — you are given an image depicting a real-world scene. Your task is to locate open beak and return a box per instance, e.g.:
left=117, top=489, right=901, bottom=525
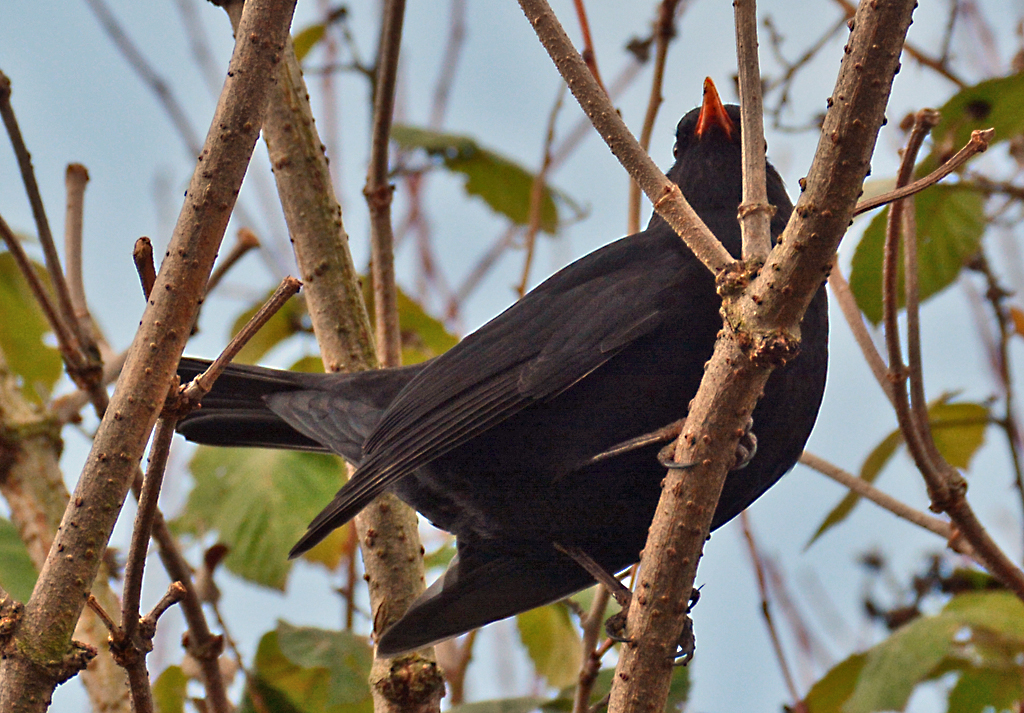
left=695, top=77, right=734, bottom=140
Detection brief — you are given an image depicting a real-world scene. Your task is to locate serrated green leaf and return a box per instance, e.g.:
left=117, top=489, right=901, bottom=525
left=250, top=625, right=372, bottom=713
left=516, top=603, right=583, bottom=689
left=849, top=185, right=986, bottom=325
left=922, top=72, right=1024, bottom=174
left=293, top=23, right=326, bottom=62
left=276, top=622, right=373, bottom=706
left=947, top=666, right=1022, bottom=713
left=175, top=448, right=345, bottom=589
left=804, top=653, right=867, bottom=713
left=447, top=698, right=550, bottom=713
left=0, top=517, right=37, bottom=602
left=843, top=613, right=961, bottom=713
left=807, top=398, right=989, bottom=547
left=230, top=290, right=308, bottom=365
left=0, top=252, right=63, bottom=401
left=153, top=666, right=188, bottom=713
left=391, top=125, right=562, bottom=233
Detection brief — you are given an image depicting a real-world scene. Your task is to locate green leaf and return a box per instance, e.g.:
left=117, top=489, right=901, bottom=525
left=422, top=539, right=456, bottom=571
left=0, top=517, right=37, bottom=602
left=943, top=591, right=1024, bottom=644
left=153, top=666, right=188, bottom=713
left=516, top=603, right=583, bottom=689
left=249, top=625, right=372, bottom=713
left=849, top=185, right=986, bottom=325
left=391, top=125, right=563, bottom=233
left=175, top=448, right=345, bottom=589
left=230, top=290, right=308, bottom=365
left=276, top=622, right=373, bottom=706
left=361, top=282, right=459, bottom=365
left=843, top=614, right=961, bottom=713
left=804, top=653, right=867, bottom=713
left=293, top=23, right=326, bottom=62
left=928, top=401, right=989, bottom=470
left=947, top=666, right=1022, bottom=713
left=806, top=398, right=989, bottom=547
left=0, top=252, right=63, bottom=400
left=922, top=72, right=1024, bottom=174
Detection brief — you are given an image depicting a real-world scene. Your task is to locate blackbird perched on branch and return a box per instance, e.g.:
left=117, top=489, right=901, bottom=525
left=176, top=79, right=828, bottom=655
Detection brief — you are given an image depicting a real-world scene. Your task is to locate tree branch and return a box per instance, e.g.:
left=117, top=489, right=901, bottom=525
left=607, top=1, right=917, bottom=710
left=0, top=1, right=298, bottom=708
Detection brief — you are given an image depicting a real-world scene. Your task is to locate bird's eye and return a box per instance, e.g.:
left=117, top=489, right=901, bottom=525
left=673, top=143, right=679, bottom=158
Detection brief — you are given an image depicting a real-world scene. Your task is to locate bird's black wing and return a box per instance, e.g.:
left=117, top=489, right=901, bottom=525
left=290, top=231, right=702, bottom=555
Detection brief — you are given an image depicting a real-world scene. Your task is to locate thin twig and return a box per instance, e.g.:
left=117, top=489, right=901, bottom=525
left=64, top=164, right=102, bottom=353
left=739, top=512, right=801, bottom=707
left=570, top=0, right=606, bottom=94
left=627, top=0, right=680, bottom=236
left=799, top=452, right=977, bottom=560
left=182, top=277, right=302, bottom=403
left=444, top=629, right=477, bottom=706
left=572, top=585, right=611, bottom=713
left=365, top=0, right=406, bottom=368
left=967, top=254, right=1024, bottom=552
left=517, top=0, right=736, bottom=276
left=0, top=213, right=82, bottom=366
left=517, top=87, right=563, bottom=298
left=205, top=228, right=260, bottom=297
left=826, top=265, right=894, bottom=405
left=853, top=128, right=994, bottom=216
left=733, top=0, right=772, bottom=262
left=0, top=71, right=87, bottom=361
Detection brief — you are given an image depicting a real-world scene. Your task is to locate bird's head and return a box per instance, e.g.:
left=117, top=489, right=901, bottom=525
left=662, top=77, right=789, bottom=241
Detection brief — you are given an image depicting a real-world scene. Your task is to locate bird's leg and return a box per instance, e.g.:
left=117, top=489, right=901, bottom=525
left=584, top=418, right=687, bottom=467
left=552, top=542, right=632, bottom=608
left=553, top=542, right=698, bottom=661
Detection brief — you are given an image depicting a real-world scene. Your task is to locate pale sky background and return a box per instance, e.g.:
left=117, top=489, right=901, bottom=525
left=2, top=1, right=1024, bottom=711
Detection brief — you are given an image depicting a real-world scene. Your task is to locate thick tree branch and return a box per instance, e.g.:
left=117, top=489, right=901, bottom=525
left=0, top=2, right=297, bottom=709
left=220, top=3, right=442, bottom=711
left=607, top=2, right=918, bottom=711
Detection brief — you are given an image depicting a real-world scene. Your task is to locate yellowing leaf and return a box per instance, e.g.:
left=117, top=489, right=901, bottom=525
left=516, top=603, right=582, bottom=689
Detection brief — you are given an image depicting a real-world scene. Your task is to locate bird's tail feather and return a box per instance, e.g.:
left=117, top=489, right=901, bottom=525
left=175, top=357, right=329, bottom=452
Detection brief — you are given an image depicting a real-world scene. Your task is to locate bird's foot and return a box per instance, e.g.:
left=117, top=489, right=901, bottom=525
left=732, top=417, right=757, bottom=470
left=657, top=418, right=757, bottom=471
left=583, top=419, right=687, bottom=468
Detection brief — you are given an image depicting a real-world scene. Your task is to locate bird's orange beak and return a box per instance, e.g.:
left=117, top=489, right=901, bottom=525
left=695, top=77, right=734, bottom=140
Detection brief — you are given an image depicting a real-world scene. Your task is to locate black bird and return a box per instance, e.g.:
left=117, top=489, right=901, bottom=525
left=176, top=79, right=828, bottom=655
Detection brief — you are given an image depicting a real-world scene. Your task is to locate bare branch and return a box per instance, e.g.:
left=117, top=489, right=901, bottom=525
left=853, top=128, right=995, bottom=216
left=734, top=0, right=772, bottom=262
left=0, top=1, right=298, bottom=708
left=365, top=0, right=406, bottom=368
